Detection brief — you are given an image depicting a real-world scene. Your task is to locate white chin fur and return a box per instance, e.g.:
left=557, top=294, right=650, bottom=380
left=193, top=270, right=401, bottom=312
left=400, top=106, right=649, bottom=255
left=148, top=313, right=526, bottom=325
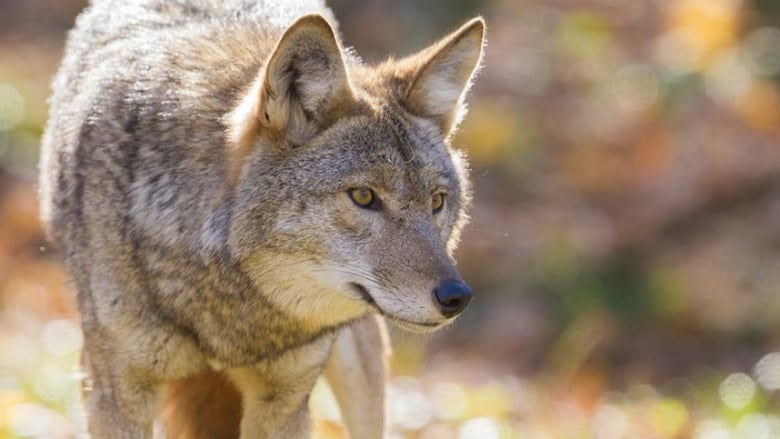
left=386, top=316, right=447, bottom=334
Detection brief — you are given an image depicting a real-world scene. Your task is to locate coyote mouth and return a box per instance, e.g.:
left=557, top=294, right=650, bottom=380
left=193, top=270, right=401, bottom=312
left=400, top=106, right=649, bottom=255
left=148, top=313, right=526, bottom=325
left=386, top=316, right=440, bottom=330
left=350, top=282, right=375, bottom=306
left=349, top=282, right=441, bottom=332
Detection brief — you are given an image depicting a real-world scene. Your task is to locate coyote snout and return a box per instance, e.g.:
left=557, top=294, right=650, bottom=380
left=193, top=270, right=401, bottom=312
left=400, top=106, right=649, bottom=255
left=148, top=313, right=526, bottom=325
left=319, top=189, right=475, bottom=331
left=354, top=279, right=472, bottom=333
left=433, top=279, right=473, bottom=317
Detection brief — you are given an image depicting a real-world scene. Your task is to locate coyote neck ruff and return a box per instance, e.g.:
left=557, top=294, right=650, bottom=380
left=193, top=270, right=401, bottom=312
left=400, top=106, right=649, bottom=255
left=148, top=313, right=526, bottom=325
left=39, top=0, right=485, bottom=438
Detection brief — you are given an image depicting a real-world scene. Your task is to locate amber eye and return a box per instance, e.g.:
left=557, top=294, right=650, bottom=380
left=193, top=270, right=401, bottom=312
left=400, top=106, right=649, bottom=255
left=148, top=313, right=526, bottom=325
left=431, top=193, right=446, bottom=214
left=348, top=187, right=380, bottom=209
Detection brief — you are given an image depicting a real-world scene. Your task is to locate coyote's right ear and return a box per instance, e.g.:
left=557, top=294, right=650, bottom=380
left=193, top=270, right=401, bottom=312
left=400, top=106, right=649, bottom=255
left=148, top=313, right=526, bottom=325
left=227, top=14, right=356, bottom=181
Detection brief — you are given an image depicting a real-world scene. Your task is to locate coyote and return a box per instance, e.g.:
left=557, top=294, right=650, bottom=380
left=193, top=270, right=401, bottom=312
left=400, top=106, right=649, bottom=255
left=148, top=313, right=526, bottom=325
left=39, top=0, right=485, bottom=437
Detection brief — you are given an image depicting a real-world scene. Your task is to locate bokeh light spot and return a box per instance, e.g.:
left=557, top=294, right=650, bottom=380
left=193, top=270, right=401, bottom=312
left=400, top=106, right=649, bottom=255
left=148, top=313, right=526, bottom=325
left=0, top=84, right=26, bottom=132
left=742, top=27, right=780, bottom=77
left=42, top=319, right=83, bottom=357
left=695, top=420, right=732, bottom=439
left=591, top=404, right=629, bottom=439
left=309, top=378, right=341, bottom=422
left=754, top=352, right=780, bottom=391
left=719, top=372, right=756, bottom=410
left=705, top=49, right=752, bottom=104
left=458, top=417, right=500, bottom=439
left=612, top=64, right=661, bottom=113
left=431, top=382, right=468, bottom=421
left=667, top=0, right=741, bottom=69
left=389, top=376, right=434, bottom=431
left=650, top=398, right=689, bottom=436
left=8, top=403, right=51, bottom=437
left=734, top=414, right=779, bottom=439
left=32, top=364, right=70, bottom=403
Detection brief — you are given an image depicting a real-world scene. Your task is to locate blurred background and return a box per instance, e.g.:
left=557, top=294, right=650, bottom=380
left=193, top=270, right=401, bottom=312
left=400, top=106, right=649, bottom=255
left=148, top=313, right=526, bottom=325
left=2, top=0, right=780, bottom=437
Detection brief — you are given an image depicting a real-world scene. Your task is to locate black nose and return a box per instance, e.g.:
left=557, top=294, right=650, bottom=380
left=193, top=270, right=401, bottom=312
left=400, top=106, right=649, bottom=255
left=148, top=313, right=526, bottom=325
left=433, top=280, right=473, bottom=318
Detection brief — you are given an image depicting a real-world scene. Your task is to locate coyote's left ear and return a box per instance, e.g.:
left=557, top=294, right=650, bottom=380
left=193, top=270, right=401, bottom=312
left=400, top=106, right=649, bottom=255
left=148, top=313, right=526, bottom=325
left=400, top=18, right=485, bottom=136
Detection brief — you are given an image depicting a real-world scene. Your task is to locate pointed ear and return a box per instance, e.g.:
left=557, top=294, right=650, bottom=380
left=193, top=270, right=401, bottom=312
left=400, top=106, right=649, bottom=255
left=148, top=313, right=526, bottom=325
left=260, top=14, right=356, bottom=134
left=227, top=15, right=356, bottom=178
left=400, top=18, right=485, bottom=136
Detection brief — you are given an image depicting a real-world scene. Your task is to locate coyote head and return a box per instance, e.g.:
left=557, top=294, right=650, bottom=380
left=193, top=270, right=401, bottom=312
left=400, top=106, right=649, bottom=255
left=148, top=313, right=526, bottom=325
left=228, top=15, right=485, bottom=332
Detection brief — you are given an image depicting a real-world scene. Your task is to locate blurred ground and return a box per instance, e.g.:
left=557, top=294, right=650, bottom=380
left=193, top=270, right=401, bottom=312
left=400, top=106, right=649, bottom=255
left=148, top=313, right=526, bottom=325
left=2, top=0, right=780, bottom=438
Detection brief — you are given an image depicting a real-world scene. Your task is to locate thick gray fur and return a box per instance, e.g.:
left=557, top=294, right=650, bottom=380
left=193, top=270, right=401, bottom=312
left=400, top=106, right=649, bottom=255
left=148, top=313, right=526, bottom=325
left=39, top=1, right=485, bottom=437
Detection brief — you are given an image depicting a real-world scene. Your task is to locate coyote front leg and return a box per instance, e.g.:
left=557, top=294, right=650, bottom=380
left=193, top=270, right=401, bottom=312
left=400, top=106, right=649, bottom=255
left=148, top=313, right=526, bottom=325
left=228, top=337, right=334, bottom=439
left=324, top=315, right=390, bottom=439
left=82, top=348, right=161, bottom=439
